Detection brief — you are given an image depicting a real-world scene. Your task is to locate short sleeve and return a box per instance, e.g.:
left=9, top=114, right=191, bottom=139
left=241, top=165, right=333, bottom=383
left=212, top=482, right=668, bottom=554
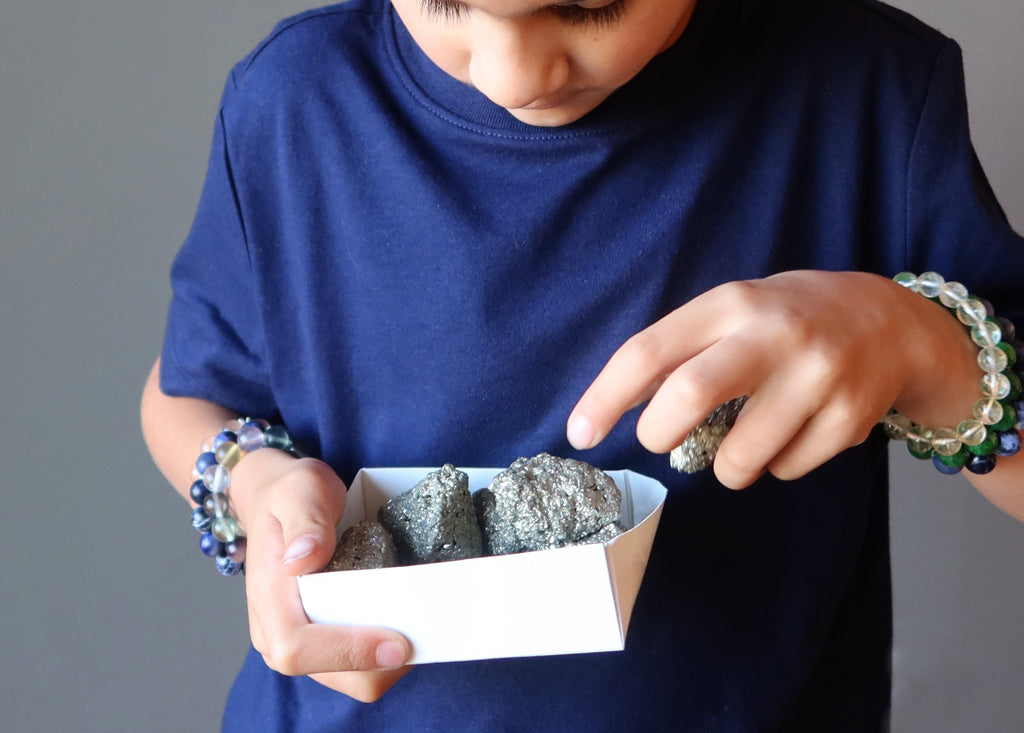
left=905, top=39, right=1024, bottom=321
left=159, top=95, right=277, bottom=417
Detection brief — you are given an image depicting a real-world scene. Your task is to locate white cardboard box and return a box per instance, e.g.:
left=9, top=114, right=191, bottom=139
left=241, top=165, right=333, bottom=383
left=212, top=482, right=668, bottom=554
left=297, top=466, right=667, bottom=665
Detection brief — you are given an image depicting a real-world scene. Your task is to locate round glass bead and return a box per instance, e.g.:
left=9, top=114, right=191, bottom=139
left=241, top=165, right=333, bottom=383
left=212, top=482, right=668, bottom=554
left=215, top=556, right=243, bottom=576
left=938, top=280, right=969, bottom=307
left=225, top=417, right=247, bottom=431
left=906, top=428, right=934, bottom=459
left=214, top=430, right=238, bottom=449
left=956, top=419, right=987, bottom=446
left=915, top=271, right=945, bottom=298
left=211, top=516, right=240, bottom=543
left=237, top=423, right=266, bottom=452
left=991, top=404, right=1017, bottom=432
left=189, top=479, right=210, bottom=505
left=200, top=435, right=217, bottom=453
left=204, top=492, right=231, bottom=518
left=967, top=430, right=999, bottom=456
left=195, top=451, right=217, bottom=476
left=936, top=446, right=969, bottom=468
left=199, top=531, right=223, bottom=558
left=225, top=538, right=247, bottom=563
left=906, top=443, right=932, bottom=460
left=215, top=440, right=244, bottom=469
left=191, top=506, right=211, bottom=532
left=970, top=320, right=1002, bottom=348
left=996, top=341, right=1018, bottom=369
left=203, top=463, right=231, bottom=494
left=931, top=455, right=963, bottom=475
left=956, top=298, right=988, bottom=326
left=997, top=317, right=1017, bottom=340
left=974, top=398, right=1004, bottom=426
left=965, top=453, right=997, bottom=475
left=980, top=372, right=1011, bottom=400
left=893, top=272, right=917, bottom=288
left=883, top=412, right=913, bottom=440
left=263, top=424, right=294, bottom=451
left=996, top=430, right=1022, bottom=457
left=930, top=428, right=962, bottom=456
left=978, top=346, right=1009, bottom=374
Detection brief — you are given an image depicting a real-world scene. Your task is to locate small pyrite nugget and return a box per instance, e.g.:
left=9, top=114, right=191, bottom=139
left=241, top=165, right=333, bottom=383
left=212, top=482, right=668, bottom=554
left=669, top=396, right=749, bottom=474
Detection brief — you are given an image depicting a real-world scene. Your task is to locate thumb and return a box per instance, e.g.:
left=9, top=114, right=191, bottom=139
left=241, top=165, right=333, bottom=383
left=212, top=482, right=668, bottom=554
left=269, top=461, right=345, bottom=575
left=280, top=524, right=336, bottom=574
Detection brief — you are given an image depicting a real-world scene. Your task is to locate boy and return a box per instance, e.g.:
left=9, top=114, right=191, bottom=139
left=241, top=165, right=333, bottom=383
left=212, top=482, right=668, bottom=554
left=142, top=0, right=1024, bottom=728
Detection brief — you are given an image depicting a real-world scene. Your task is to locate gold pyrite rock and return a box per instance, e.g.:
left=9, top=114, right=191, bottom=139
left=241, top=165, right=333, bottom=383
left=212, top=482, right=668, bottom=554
left=669, top=396, right=749, bottom=474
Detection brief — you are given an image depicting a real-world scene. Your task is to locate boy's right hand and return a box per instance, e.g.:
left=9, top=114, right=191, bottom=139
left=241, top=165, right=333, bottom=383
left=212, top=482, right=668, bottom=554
left=230, top=449, right=413, bottom=702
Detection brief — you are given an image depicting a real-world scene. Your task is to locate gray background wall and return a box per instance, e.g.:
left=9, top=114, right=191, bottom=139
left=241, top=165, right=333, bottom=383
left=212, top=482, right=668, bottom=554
left=1, top=1, right=1021, bottom=731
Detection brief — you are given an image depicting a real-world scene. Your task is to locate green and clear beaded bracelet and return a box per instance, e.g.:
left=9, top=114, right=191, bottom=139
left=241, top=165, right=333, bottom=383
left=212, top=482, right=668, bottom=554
left=885, top=272, right=1022, bottom=475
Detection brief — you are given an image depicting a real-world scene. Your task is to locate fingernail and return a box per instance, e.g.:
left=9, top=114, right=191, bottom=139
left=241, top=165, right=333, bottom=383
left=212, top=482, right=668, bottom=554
left=375, top=640, right=409, bottom=669
left=282, top=535, right=318, bottom=565
left=567, top=414, right=596, bottom=450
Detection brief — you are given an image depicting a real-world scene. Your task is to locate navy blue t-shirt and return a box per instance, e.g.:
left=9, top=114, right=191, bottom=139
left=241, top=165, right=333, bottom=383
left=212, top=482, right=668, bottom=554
left=161, top=0, right=1024, bottom=729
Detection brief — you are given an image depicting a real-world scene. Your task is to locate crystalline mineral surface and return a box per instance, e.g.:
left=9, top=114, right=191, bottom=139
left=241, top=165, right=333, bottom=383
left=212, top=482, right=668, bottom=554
left=377, top=463, right=483, bottom=564
left=479, top=453, right=622, bottom=555
left=323, top=520, right=398, bottom=572
left=669, top=396, right=749, bottom=474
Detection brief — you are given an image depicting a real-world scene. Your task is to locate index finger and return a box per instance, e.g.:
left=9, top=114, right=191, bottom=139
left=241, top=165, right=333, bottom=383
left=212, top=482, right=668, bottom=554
left=566, top=295, right=723, bottom=450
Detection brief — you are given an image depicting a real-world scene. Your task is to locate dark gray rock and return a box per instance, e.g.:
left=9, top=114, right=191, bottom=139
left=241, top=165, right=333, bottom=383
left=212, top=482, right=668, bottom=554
left=377, top=464, right=483, bottom=564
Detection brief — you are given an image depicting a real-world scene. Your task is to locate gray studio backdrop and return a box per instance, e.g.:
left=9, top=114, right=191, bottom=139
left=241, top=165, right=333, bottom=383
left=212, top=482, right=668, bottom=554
left=1, top=1, right=1022, bottom=731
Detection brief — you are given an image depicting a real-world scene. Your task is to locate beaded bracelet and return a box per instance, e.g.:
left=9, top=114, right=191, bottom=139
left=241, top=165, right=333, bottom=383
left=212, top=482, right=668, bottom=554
left=885, top=272, right=1023, bottom=475
left=189, top=418, right=299, bottom=576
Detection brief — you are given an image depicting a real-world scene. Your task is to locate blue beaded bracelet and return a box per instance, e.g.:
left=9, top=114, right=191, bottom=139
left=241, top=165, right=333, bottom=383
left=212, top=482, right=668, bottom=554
left=189, top=418, right=299, bottom=576
left=885, top=272, right=1023, bottom=475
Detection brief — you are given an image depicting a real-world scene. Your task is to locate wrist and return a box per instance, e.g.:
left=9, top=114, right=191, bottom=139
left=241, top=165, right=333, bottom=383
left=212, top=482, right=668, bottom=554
left=189, top=418, right=300, bottom=575
left=890, top=279, right=980, bottom=425
left=884, top=272, right=1022, bottom=475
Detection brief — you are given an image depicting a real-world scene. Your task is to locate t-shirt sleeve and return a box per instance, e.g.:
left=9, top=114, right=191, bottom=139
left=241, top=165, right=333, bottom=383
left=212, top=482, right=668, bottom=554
left=905, top=39, right=1024, bottom=322
left=159, top=94, right=277, bottom=417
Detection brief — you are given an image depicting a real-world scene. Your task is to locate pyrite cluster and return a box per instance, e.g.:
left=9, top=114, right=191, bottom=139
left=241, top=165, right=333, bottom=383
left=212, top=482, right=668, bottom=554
left=323, top=453, right=624, bottom=572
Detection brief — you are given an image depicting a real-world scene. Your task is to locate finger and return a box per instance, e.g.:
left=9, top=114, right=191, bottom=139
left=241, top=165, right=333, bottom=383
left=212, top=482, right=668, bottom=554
left=568, top=306, right=723, bottom=450
left=635, top=334, right=768, bottom=454
left=310, top=667, right=413, bottom=704
left=710, top=388, right=811, bottom=489
left=762, top=394, right=888, bottom=483
left=266, top=459, right=347, bottom=575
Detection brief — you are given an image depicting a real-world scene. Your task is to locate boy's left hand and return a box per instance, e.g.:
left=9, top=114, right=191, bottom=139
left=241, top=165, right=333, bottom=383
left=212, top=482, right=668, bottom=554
left=567, top=270, right=979, bottom=488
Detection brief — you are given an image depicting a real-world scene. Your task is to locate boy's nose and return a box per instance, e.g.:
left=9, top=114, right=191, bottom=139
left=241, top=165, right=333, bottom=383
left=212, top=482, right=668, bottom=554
left=468, top=21, right=570, bottom=111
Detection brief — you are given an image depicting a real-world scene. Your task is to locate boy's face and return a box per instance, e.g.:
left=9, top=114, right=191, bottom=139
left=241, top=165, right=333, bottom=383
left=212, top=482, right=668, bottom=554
left=391, top=0, right=699, bottom=127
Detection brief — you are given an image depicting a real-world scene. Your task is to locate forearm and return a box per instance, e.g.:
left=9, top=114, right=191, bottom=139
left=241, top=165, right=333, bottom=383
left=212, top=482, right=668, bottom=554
left=140, top=357, right=237, bottom=500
